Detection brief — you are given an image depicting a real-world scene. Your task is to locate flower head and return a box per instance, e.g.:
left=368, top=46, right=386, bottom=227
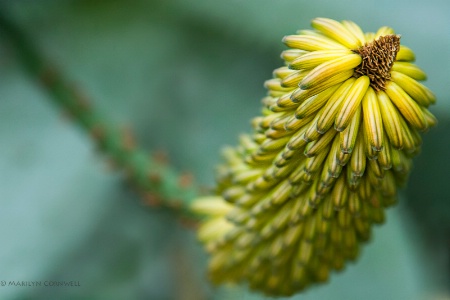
left=192, top=17, right=436, bottom=296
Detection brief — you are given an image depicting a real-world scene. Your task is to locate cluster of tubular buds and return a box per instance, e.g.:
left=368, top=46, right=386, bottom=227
left=191, top=18, right=437, bottom=296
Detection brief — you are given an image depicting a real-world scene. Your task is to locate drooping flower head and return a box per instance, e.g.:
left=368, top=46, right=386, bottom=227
left=191, top=17, right=437, bottom=296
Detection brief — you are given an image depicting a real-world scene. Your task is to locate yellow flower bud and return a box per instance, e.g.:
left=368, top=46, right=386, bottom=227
left=192, top=17, right=436, bottom=297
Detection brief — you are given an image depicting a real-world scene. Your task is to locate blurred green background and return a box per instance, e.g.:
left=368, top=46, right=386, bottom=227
left=0, top=0, right=449, bottom=299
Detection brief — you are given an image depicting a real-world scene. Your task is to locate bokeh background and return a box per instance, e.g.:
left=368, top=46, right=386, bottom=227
left=0, top=0, right=449, bottom=299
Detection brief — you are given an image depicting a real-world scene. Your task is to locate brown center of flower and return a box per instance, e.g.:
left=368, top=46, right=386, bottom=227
left=352, top=34, right=401, bottom=91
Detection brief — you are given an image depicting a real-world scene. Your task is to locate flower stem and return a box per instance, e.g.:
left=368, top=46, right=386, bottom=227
left=0, top=11, right=200, bottom=222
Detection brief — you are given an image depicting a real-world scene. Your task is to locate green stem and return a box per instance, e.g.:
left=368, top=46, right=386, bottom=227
left=0, top=11, right=200, bottom=221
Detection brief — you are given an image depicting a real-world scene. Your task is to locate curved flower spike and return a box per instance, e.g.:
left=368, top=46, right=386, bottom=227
left=191, top=17, right=437, bottom=297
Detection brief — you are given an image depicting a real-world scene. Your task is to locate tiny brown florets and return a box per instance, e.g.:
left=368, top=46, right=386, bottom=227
left=353, top=34, right=401, bottom=91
